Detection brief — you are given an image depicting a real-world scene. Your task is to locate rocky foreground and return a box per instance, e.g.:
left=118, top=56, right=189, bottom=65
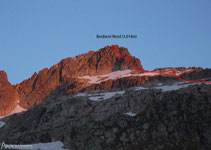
left=0, top=82, right=211, bottom=150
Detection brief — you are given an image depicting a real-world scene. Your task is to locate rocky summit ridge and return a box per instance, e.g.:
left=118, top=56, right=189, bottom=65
left=0, top=45, right=142, bottom=116
left=0, top=45, right=210, bottom=117
left=0, top=45, right=211, bottom=150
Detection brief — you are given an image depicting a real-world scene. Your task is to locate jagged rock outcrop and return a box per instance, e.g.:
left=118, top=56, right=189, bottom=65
left=1, top=84, right=211, bottom=150
left=16, top=45, right=143, bottom=109
left=0, top=71, right=19, bottom=116
left=0, top=45, right=210, bottom=116
left=181, top=68, right=211, bottom=80
left=15, top=45, right=208, bottom=110
left=0, top=45, right=211, bottom=149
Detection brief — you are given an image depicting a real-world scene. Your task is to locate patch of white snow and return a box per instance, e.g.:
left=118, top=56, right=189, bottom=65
left=8, top=105, right=26, bottom=115
left=74, top=93, right=87, bottom=97
left=135, top=86, right=149, bottom=91
left=89, top=91, right=125, bottom=101
left=75, top=91, right=125, bottom=101
left=78, top=70, right=161, bottom=84
left=157, top=83, right=163, bottom=86
left=124, top=112, right=137, bottom=117
left=78, top=69, right=197, bottom=85
left=0, top=121, right=5, bottom=128
left=32, top=141, right=67, bottom=150
left=0, top=105, right=26, bottom=119
left=175, top=69, right=193, bottom=76
left=155, top=82, right=197, bottom=92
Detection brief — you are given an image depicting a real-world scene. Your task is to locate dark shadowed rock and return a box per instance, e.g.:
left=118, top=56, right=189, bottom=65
left=1, top=84, right=211, bottom=150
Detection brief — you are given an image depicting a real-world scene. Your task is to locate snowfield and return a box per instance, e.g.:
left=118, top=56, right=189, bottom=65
left=74, top=80, right=211, bottom=101
left=154, top=83, right=197, bottom=92
left=78, top=69, right=160, bottom=84
left=75, top=91, right=125, bottom=101
left=78, top=69, right=194, bottom=84
left=8, top=105, right=26, bottom=115
left=89, top=91, right=125, bottom=101
left=175, top=69, right=193, bottom=76
left=32, top=141, right=67, bottom=150
left=124, top=112, right=137, bottom=117
left=134, top=80, right=211, bottom=92
left=0, top=121, right=5, bottom=128
left=0, top=105, right=26, bottom=119
left=134, top=86, right=148, bottom=91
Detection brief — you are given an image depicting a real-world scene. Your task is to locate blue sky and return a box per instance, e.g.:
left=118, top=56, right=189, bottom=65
left=0, top=0, right=211, bottom=84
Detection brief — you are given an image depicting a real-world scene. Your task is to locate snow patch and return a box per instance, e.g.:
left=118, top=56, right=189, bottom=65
left=74, top=93, right=86, bottom=97
left=0, top=121, right=5, bottom=128
left=75, top=91, right=125, bottom=101
left=78, top=69, right=160, bottom=84
left=0, top=105, right=26, bottom=119
left=134, top=81, right=208, bottom=92
left=175, top=69, right=193, bottom=76
left=134, top=86, right=149, bottom=91
left=155, top=82, right=198, bottom=92
left=89, top=91, right=125, bottom=101
left=124, top=112, right=137, bottom=117
left=8, top=105, right=26, bottom=115
left=157, top=83, right=163, bottom=86
left=78, top=69, right=195, bottom=85
left=32, top=141, right=67, bottom=150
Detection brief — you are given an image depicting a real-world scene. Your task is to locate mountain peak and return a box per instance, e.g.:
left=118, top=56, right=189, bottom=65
left=58, top=45, right=143, bottom=78
left=0, top=45, right=210, bottom=117
left=0, top=71, right=8, bottom=81
left=84, top=45, right=143, bottom=75
left=9, top=45, right=142, bottom=110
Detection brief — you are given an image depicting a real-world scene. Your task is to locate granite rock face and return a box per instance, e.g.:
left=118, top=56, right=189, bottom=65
left=0, top=71, right=19, bottom=116
left=0, top=45, right=211, bottom=149
left=15, top=45, right=143, bottom=109
left=14, top=45, right=208, bottom=110
left=0, top=45, right=211, bottom=116
left=1, top=84, right=211, bottom=150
